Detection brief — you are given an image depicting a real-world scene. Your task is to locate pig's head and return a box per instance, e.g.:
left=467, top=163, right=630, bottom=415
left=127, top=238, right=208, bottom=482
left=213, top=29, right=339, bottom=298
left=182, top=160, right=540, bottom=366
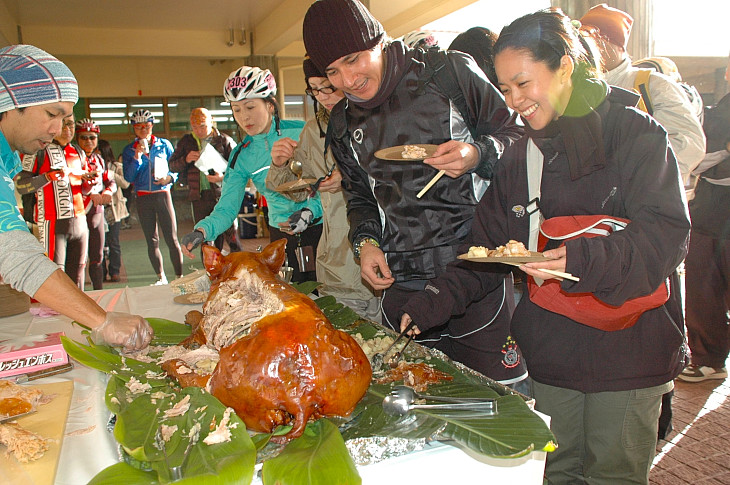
left=199, top=239, right=288, bottom=349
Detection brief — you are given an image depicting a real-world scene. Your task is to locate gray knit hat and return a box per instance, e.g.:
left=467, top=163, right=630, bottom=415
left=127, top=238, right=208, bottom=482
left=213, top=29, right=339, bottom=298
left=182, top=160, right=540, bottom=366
left=303, top=0, right=385, bottom=72
left=0, top=45, right=78, bottom=114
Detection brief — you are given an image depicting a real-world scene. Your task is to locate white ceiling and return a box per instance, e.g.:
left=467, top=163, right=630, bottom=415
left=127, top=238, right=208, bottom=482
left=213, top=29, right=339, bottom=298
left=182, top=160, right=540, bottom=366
left=0, top=0, right=477, bottom=60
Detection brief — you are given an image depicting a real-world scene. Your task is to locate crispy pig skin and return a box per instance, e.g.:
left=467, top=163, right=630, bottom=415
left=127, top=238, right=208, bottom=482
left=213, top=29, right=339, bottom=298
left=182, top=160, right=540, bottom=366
left=166, top=239, right=372, bottom=442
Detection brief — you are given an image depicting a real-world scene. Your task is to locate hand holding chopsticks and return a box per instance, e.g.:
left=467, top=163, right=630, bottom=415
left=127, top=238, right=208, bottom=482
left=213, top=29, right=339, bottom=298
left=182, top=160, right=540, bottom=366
left=416, top=170, right=445, bottom=198
left=416, top=142, right=477, bottom=198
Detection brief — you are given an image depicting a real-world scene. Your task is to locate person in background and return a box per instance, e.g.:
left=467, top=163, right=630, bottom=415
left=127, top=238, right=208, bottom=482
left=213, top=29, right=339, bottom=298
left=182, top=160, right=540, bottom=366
left=122, top=109, right=183, bottom=285
left=580, top=3, right=706, bottom=186
left=180, top=66, right=324, bottom=284
left=98, top=140, right=128, bottom=283
left=448, top=26, right=500, bottom=87
left=632, top=56, right=704, bottom=125
left=679, top=55, right=730, bottom=383
left=16, top=113, right=92, bottom=289
left=401, top=30, right=439, bottom=51
left=0, top=44, right=151, bottom=349
left=267, top=57, right=380, bottom=321
left=580, top=3, right=706, bottom=442
left=168, top=107, right=238, bottom=253
left=400, top=10, right=689, bottom=483
left=302, top=0, right=526, bottom=387
left=76, top=118, right=115, bottom=290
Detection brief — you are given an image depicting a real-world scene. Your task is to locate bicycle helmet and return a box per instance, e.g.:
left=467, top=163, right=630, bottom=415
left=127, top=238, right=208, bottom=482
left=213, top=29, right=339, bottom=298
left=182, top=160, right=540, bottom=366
left=75, top=118, right=100, bottom=133
left=223, top=66, right=276, bottom=102
left=402, top=31, right=438, bottom=50
left=130, top=108, right=155, bottom=124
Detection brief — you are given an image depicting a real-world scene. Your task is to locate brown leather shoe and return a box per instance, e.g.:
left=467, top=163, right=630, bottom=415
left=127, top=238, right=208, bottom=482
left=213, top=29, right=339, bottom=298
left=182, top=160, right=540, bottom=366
left=110, top=274, right=121, bottom=282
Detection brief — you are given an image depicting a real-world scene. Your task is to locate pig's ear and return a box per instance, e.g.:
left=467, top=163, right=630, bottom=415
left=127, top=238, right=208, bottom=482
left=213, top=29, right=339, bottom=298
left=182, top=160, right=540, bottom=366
left=202, top=245, right=225, bottom=280
left=260, top=239, right=287, bottom=274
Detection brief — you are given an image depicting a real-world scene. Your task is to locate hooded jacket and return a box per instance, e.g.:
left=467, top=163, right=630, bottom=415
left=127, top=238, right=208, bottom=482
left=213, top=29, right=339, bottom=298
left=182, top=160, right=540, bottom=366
left=403, top=82, right=690, bottom=392
left=607, top=58, right=705, bottom=184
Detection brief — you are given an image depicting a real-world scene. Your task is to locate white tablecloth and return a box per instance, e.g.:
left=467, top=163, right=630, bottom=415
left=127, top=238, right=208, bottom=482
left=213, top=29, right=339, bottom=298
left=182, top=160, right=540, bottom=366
left=1, top=286, right=548, bottom=484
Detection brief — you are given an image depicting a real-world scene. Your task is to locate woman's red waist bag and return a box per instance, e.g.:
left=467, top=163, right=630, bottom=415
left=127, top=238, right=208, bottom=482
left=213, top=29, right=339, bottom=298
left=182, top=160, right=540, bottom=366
left=527, top=215, right=669, bottom=332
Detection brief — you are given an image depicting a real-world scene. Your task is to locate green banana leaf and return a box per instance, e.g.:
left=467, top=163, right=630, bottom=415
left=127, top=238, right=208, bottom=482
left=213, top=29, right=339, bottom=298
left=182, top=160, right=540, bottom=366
left=313, top=296, right=557, bottom=457
left=262, top=419, right=361, bottom=485
left=62, top=285, right=555, bottom=484
left=147, top=318, right=194, bottom=346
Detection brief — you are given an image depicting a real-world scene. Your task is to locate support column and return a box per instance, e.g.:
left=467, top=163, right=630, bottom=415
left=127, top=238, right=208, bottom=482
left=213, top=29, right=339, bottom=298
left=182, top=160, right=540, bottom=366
left=553, top=0, right=653, bottom=60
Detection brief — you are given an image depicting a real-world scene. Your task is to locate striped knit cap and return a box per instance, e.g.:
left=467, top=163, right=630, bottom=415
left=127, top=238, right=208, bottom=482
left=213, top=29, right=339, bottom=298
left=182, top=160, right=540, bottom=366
left=0, top=44, right=78, bottom=114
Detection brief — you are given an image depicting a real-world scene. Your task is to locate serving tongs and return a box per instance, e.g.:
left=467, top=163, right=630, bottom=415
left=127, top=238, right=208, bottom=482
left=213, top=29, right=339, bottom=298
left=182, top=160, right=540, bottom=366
left=371, top=320, right=417, bottom=370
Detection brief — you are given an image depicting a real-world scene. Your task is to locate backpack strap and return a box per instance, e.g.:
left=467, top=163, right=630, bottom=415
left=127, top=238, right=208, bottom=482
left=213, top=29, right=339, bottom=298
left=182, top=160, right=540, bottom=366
left=227, top=140, right=249, bottom=170
left=633, top=69, right=654, bottom=115
left=323, top=100, right=349, bottom=160
left=422, top=49, right=478, bottom=139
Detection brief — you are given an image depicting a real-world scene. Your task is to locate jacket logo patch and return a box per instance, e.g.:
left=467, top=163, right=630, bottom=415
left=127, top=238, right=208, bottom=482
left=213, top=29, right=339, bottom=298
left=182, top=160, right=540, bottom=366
left=425, top=284, right=439, bottom=295
left=512, top=205, right=526, bottom=218
left=501, top=335, right=520, bottom=369
left=353, top=128, right=364, bottom=144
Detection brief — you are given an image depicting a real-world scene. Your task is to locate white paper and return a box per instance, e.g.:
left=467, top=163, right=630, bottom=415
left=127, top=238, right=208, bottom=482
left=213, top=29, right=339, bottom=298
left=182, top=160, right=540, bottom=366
left=194, top=143, right=228, bottom=175
left=154, top=155, right=169, bottom=181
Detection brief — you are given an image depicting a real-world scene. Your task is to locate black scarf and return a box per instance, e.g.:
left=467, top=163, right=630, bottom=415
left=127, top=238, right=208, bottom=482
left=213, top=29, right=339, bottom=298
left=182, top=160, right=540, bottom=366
left=526, top=79, right=609, bottom=180
left=347, top=41, right=409, bottom=110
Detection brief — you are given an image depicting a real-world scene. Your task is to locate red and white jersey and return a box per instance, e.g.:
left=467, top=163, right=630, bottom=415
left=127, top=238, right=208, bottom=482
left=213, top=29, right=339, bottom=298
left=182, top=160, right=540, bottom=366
left=82, top=151, right=115, bottom=213
left=23, top=143, right=90, bottom=258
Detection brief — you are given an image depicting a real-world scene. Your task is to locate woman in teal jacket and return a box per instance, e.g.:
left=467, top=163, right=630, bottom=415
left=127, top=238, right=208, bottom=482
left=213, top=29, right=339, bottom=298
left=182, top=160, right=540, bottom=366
left=181, top=66, right=323, bottom=283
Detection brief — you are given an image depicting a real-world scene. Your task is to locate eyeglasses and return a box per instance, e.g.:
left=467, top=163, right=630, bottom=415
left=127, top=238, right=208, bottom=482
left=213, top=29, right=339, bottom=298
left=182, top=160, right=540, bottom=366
left=305, top=86, right=336, bottom=97
left=79, top=135, right=98, bottom=141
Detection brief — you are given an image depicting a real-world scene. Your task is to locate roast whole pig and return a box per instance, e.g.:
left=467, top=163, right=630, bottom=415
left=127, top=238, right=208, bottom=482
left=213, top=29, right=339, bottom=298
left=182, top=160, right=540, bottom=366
left=163, top=239, right=372, bottom=442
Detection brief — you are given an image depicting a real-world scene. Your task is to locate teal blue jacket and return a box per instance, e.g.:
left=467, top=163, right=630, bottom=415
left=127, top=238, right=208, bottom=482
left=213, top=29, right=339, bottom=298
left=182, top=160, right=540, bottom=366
left=0, top=130, right=29, bottom=233
left=195, top=119, right=322, bottom=240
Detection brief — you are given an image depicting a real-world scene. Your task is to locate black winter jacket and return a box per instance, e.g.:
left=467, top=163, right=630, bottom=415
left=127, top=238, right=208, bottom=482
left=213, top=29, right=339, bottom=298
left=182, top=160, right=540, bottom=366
left=403, top=84, right=690, bottom=392
left=329, top=42, right=522, bottom=282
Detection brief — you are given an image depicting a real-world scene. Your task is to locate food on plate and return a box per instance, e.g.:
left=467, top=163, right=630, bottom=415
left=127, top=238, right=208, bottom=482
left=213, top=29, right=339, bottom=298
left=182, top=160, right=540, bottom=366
left=0, top=422, right=51, bottom=462
left=468, top=240, right=531, bottom=258
left=401, top=145, right=428, bottom=159
left=375, top=362, right=453, bottom=392
left=161, top=239, right=372, bottom=443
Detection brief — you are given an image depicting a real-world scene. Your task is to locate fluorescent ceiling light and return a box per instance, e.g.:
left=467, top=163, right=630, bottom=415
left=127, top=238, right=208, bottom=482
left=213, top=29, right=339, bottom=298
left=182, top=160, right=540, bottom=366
left=90, top=112, right=126, bottom=118
left=90, top=103, right=127, bottom=109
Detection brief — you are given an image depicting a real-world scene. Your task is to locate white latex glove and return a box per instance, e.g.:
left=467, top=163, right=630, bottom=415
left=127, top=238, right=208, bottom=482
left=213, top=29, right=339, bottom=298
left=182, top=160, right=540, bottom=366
left=91, top=312, right=154, bottom=350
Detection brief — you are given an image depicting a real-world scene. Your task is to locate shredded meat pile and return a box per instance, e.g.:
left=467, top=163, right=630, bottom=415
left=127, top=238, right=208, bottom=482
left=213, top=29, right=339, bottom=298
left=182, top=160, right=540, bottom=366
left=163, top=239, right=372, bottom=442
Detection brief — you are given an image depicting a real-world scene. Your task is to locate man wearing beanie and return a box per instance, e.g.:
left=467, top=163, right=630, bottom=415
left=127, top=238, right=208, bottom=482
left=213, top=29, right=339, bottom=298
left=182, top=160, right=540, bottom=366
left=303, top=0, right=528, bottom=389
left=580, top=3, right=705, bottom=185
left=266, top=56, right=380, bottom=322
left=0, top=44, right=152, bottom=350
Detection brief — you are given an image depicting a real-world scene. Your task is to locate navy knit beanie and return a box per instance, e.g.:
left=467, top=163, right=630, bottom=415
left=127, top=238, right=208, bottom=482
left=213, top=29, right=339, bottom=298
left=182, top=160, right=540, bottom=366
left=303, top=56, right=323, bottom=81
left=303, top=0, right=384, bottom=72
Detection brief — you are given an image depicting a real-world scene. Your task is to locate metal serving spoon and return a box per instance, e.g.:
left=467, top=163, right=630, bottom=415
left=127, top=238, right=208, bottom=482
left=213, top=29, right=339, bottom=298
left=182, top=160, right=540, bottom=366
left=289, top=159, right=303, bottom=180
left=382, top=393, right=498, bottom=417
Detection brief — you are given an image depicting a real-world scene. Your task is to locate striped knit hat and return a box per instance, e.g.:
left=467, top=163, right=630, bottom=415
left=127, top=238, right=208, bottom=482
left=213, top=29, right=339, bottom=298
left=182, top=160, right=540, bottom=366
left=0, top=45, right=78, bottom=114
